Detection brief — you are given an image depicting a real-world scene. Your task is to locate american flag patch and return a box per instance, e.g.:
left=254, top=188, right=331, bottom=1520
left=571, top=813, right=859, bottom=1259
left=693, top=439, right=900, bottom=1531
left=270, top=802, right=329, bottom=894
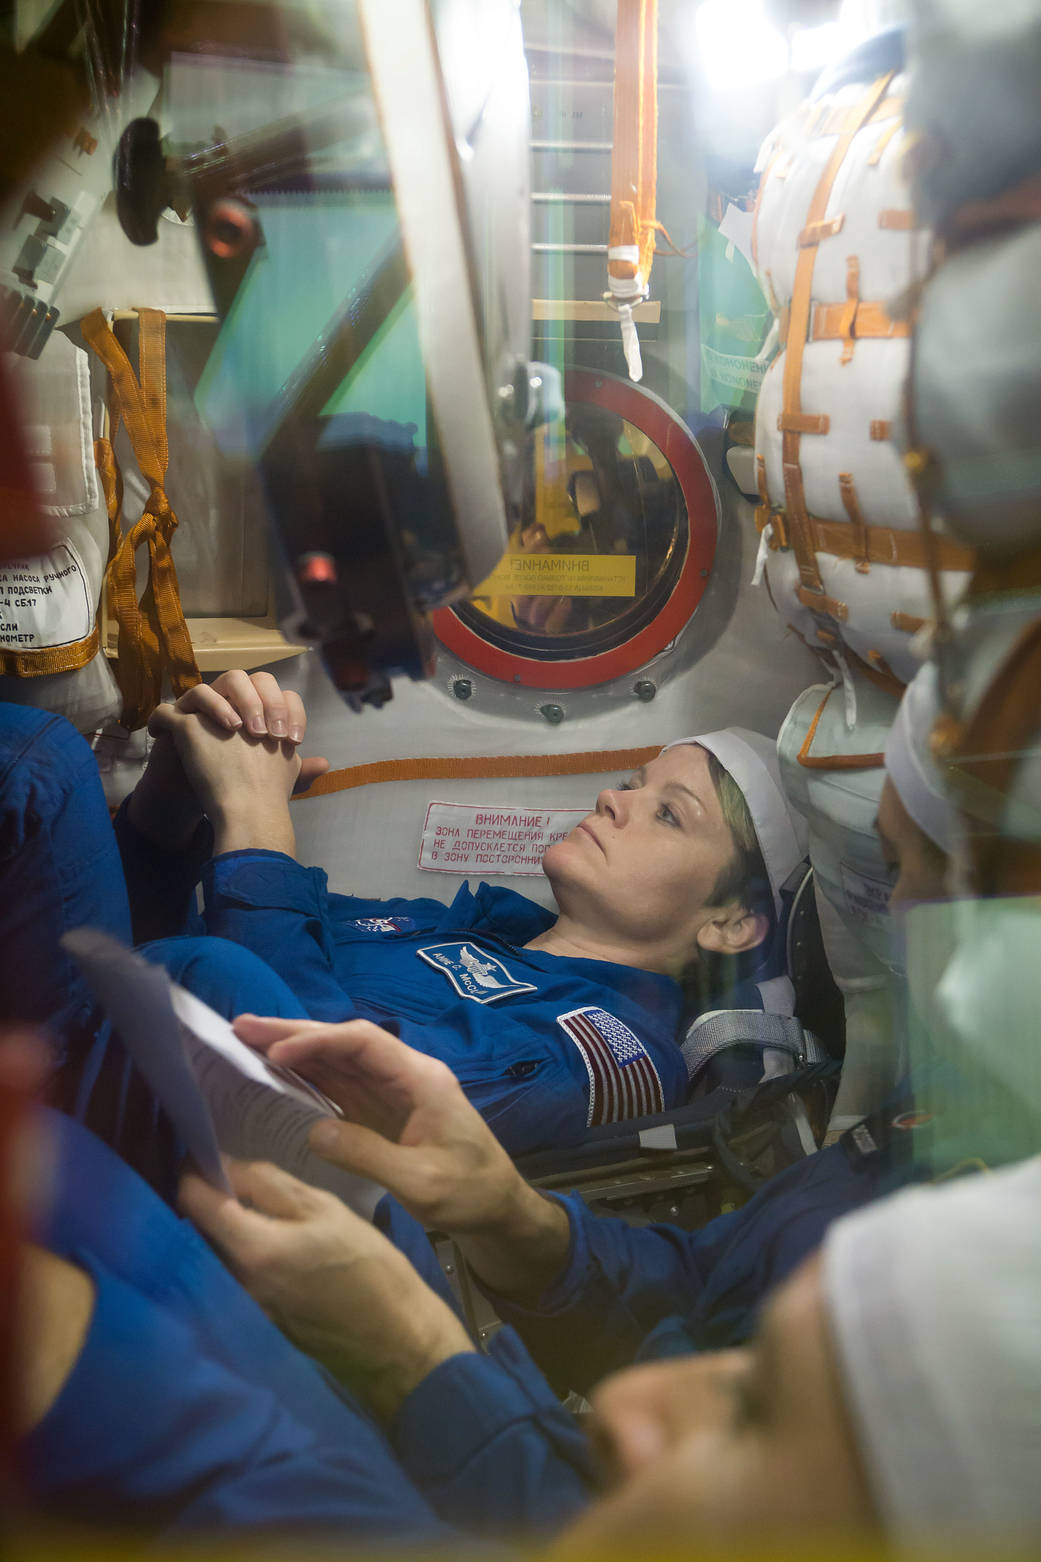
left=557, top=1007, right=665, bottom=1127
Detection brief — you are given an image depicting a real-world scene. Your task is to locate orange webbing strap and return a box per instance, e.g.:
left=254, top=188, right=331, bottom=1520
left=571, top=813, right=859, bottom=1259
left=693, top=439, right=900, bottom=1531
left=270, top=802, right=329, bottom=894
left=0, top=627, right=101, bottom=679
left=756, top=503, right=974, bottom=575
left=607, top=0, right=658, bottom=378
left=82, top=308, right=200, bottom=730
left=795, top=685, right=889, bottom=771
left=812, top=297, right=910, bottom=345
left=608, top=0, right=658, bottom=297
left=293, top=746, right=662, bottom=801
left=780, top=73, right=895, bottom=604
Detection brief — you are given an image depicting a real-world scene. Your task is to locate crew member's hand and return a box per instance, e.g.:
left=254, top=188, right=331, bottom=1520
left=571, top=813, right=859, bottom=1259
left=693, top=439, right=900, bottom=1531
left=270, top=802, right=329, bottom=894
left=233, top=1015, right=572, bottom=1300
left=179, top=1157, right=472, bottom=1421
left=127, top=670, right=328, bottom=855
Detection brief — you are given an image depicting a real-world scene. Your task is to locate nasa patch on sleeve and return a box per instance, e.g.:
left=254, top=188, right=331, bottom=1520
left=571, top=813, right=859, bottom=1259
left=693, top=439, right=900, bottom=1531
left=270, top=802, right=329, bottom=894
left=557, top=1006, right=665, bottom=1126
left=416, top=942, right=538, bottom=1003
left=351, top=916, right=417, bottom=933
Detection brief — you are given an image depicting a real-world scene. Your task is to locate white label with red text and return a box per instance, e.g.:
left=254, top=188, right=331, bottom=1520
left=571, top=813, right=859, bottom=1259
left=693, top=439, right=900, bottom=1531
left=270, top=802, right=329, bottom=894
left=418, top=801, right=587, bottom=875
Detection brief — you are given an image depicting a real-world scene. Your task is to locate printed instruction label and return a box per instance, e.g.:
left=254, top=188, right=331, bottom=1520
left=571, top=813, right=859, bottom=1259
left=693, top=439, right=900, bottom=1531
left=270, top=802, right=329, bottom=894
left=0, top=542, right=93, bottom=649
left=474, top=553, right=637, bottom=598
left=700, top=342, right=766, bottom=395
left=840, top=863, right=893, bottom=930
left=419, top=801, right=587, bottom=876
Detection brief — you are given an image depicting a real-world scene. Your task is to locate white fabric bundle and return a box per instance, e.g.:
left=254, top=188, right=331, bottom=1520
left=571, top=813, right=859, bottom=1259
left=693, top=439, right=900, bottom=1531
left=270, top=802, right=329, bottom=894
left=664, top=727, right=807, bottom=921
left=752, top=67, right=971, bottom=683
left=825, top=1153, right=1041, bottom=1544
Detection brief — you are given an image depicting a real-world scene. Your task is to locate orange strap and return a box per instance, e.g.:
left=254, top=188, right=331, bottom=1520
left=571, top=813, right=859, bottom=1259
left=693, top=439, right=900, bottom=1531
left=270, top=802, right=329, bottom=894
left=838, top=472, right=871, bottom=572
left=812, top=296, right=909, bottom=345
left=779, top=73, right=895, bottom=602
left=294, top=746, right=662, bottom=802
left=867, top=120, right=901, bottom=168
left=82, top=309, right=200, bottom=730
left=820, top=95, right=903, bottom=136
left=795, top=685, right=889, bottom=770
left=0, top=628, right=101, bottom=679
left=757, top=503, right=974, bottom=575
left=608, top=0, right=658, bottom=299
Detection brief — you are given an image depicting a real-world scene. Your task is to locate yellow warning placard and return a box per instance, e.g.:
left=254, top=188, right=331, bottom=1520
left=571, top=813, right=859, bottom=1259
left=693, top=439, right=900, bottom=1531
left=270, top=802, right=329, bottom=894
left=474, top=554, right=637, bottom=598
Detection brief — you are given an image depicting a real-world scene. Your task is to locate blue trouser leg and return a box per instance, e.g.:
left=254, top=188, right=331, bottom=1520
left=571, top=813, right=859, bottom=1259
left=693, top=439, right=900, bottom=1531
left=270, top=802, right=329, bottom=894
left=140, top=935, right=311, bottom=1022
left=0, top=704, right=174, bottom=1183
left=0, top=703, right=130, bottom=1042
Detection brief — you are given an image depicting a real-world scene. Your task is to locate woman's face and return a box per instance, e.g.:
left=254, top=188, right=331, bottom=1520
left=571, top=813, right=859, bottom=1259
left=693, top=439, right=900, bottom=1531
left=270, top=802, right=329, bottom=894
left=553, top=1256, right=878, bottom=1554
left=541, top=745, right=765, bottom=966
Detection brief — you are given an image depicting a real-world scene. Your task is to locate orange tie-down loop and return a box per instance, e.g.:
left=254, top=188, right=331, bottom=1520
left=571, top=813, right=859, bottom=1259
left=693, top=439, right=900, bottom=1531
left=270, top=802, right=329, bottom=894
left=82, top=308, right=200, bottom=730
left=608, top=0, right=659, bottom=302
left=294, top=746, right=663, bottom=801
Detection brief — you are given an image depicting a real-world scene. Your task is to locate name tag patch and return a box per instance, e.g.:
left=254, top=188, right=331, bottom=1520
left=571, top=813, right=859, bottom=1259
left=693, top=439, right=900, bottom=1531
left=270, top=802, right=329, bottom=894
left=417, top=942, right=538, bottom=1004
left=351, top=916, right=417, bottom=933
left=557, top=1006, right=665, bottom=1127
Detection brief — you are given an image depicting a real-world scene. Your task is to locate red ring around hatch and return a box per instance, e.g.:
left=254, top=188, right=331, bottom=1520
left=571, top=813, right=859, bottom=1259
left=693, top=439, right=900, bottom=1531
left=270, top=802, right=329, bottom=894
left=432, top=369, right=718, bottom=690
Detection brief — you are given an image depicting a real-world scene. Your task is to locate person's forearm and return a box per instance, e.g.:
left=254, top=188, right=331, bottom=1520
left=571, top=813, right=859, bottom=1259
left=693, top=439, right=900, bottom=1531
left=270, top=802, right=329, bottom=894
left=125, top=776, right=205, bottom=855
left=452, top=1182, right=573, bottom=1303
left=211, top=802, right=297, bottom=858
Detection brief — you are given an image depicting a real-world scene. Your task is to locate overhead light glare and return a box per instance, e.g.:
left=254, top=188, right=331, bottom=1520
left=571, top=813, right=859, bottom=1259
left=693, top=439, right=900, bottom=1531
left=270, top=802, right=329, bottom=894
left=790, top=20, right=860, bottom=73
left=694, top=0, right=789, bottom=90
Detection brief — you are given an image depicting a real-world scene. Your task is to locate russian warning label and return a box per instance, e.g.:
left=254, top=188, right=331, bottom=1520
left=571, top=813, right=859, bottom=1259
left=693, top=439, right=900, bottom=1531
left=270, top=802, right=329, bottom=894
left=419, top=801, right=587, bottom=876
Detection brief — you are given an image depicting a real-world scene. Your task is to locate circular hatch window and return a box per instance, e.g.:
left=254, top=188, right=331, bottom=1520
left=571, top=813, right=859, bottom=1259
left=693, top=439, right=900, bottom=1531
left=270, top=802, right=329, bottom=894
left=432, top=369, right=719, bottom=689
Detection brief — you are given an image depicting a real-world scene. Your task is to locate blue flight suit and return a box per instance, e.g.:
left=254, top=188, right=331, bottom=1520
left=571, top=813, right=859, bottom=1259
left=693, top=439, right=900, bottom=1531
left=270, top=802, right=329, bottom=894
left=0, top=699, right=680, bottom=1166
left=21, top=1109, right=594, bottom=1539
left=183, top=852, right=691, bottom=1156
left=377, top=1090, right=927, bottom=1404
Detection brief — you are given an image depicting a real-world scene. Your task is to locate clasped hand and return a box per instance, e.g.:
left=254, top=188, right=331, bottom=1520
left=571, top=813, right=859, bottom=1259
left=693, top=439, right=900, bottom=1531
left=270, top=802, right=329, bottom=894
left=128, top=669, right=329, bottom=856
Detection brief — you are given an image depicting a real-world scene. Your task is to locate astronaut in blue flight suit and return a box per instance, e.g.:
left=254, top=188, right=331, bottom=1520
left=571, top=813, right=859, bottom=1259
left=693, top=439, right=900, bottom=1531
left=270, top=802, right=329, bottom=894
left=107, top=668, right=807, bottom=1158
left=0, top=664, right=984, bottom=1542
left=184, top=660, right=965, bottom=1402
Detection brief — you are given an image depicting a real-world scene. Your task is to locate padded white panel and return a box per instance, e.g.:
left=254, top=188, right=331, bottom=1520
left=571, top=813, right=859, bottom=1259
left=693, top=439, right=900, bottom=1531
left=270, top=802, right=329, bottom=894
left=755, top=73, right=921, bottom=308
left=751, top=71, right=971, bottom=684
left=777, top=672, right=905, bottom=1123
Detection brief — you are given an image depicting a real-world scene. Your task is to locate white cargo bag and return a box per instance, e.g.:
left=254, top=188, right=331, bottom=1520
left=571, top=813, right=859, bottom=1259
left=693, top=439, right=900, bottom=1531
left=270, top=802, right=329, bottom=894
left=0, top=332, right=120, bottom=733
left=751, top=68, right=972, bottom=686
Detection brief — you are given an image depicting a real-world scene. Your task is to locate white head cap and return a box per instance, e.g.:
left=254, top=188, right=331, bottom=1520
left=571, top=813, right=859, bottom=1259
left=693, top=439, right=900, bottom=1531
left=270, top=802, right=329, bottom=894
left=883, top=662, right=960, bottom=854
left=663, top=728, right=807, bottom=918
left=823, top=1156, right=1041, bottom=1544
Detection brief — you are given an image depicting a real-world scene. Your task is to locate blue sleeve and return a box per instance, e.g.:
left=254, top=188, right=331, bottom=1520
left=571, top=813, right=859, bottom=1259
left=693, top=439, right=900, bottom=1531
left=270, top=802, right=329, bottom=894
left=23, top=1262, right=454, bottom=1544
left=200, top=851, right=364, bottom=1020
left=490, top=1142, right=880, bottom=1396
left=487, top=1193, right=720, bottom=1396
left=113, top=799, right=212, bottom=944
left=391, top=1330, right=597, bottom=1536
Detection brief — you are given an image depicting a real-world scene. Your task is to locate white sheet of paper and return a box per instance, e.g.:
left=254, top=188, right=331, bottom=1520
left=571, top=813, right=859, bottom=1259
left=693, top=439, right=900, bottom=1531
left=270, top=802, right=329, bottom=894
left=718, top=202, right=757, bottom=269
left=64, top=929, right=382, bottom=1218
